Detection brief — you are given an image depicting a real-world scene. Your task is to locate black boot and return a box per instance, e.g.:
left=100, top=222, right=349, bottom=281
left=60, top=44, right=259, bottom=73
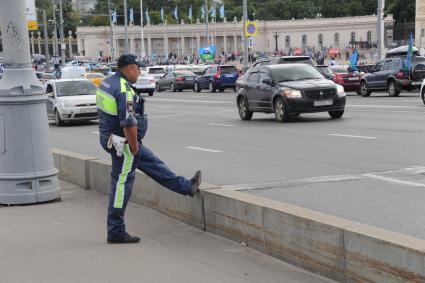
left=107, top=232, right=140, bottom=244
left=188, top=170, right=202, bottom=197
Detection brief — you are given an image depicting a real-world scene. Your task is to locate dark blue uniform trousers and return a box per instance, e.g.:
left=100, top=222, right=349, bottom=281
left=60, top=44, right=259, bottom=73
left=103, top=142, right=192, bottom=237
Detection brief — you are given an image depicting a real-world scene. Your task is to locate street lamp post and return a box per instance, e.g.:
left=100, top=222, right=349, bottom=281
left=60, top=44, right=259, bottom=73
left=274, top=32, right=279, bottom=52
left=108, top=0, right=115, bottom=60
left=124, top=0, right=129, bottom=53
left=242, top=0, right=248, bottom=70
left=140, top=0, right=146, bottom=58
left=377, top=0, right=385, bottom=61
left=205, top=0, right=209, bottom=46
left=59, top=0, right=66, bottom=65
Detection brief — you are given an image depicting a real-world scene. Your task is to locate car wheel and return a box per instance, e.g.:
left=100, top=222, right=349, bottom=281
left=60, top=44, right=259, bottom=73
left=421, top=88, right=425, bottom=105
left=219, top=87, right=224, bottom=92
left=209, top=82, right=216, bottom=93
left=171, top=83, right=176, bottom=92
left=178, top=89, right=183, bottom=92
left=274, top=97, right=289, bottom=123
left=148, top=91, right=154, bottom=96
left=359, top=81, right=371, bottom=97
left=388, top=80, right=401, bottom=97
left=155, top=83, right=162, bottom=92
left=329, top=110, right=344, bottom=119
left=194, top=82, right=201, bottom=92
left=233, top=86, right=237, bottom=92
left=54, top=109, right=64, bottom=126
left=237, top=97, right=253, bottom=121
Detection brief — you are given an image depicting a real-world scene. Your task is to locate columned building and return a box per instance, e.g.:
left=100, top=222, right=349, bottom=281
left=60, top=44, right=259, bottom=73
left=76, top=15, right=394, bottom=58
left=416, top=0, right=425, bottom=48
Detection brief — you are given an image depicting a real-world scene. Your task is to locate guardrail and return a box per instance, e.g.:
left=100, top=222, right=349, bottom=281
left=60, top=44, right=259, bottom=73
left=53, top=148, right=425, bottom=283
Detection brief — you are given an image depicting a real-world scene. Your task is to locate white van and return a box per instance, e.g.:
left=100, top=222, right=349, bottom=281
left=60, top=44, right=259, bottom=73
left=56, top=66, right=87, bottom=79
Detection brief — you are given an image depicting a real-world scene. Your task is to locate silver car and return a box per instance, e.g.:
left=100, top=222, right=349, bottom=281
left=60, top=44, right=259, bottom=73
left=45, top=79, right=98, bottom=126
left=132, top=72, right=156, bottom=96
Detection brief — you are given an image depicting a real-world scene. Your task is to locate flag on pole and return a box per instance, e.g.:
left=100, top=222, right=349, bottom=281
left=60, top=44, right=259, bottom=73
left=145, top=8, right=150, bottom=25
left=129, top=8, right=134, bottom=24
left=160, top=7, right=164, bottom=23
left=350, top=50, right=359, bottom=71
left=211, top=5, right=216, bottom=18
left=188, top=5, right=192, bottom=20
left=201, top=4, right=205, bottom=19
left=112, top=10, right=117, bottom=24
left=173, top=6, right=178, bottom=21
left=219, top=5, right=224, bottom=19
left=405, top=32, right=414, bottom=71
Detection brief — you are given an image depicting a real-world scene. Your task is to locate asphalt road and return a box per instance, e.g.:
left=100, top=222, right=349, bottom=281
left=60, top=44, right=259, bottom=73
left=48, top=89, right=425, bottom=239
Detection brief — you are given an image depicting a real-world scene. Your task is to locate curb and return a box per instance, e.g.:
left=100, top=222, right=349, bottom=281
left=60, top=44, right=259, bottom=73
left=53, top=148, right=425, bottom=282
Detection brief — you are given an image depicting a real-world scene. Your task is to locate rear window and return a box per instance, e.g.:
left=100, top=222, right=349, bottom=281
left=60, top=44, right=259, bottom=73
left=148, top=68, right=165, bottom=74
left=219, top=66, right=238, bottom=74
left=174, top=71, right=196, bottom=77
left=330, top=67, right=348, bottom=74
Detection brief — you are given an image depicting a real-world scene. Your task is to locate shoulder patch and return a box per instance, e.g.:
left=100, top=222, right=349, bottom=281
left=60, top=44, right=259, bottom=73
left=101, top=81, right=111, bottom=88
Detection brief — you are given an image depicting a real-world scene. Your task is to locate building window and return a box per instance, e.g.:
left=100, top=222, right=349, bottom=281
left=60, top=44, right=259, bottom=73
left=334, top=33, right=339, bottom=47
left=422, top=28, right=425, bottom=37
left=367, top=31, right=372, bottom=43
left=302, top=35, right=307, bottom=47
left=318, top=34, right=323, bottom=48
left=285, top=36, right=290, bottom=48
left=351, top=32, right=356, bottom=43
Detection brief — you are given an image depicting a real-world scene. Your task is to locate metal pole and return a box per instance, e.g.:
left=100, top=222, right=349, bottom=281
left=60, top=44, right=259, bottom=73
left=52, top=0, right=58, bottom=56
left=58, top=0, right=65, bottom=65
left=43, top=9, right=50, bottom=68
left=205, top=0, right=209, bottom=46
left=377, top=0, right=385, bottom=61
left=140, top=0, right=145, bottom=57
left=108, top=0, right=115, bottom=60
left=242, top=0, right=248, bottom=70
left=124, top=0, right=129, bottom=53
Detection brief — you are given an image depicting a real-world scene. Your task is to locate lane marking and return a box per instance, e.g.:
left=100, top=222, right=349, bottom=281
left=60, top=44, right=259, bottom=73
left=348, top=104, right=424, bottom=110
left=329, top=134, right=377, bottom=139
left=363, top=174, right=425, bottom=188
left=185, top=146, right=222, bottom=153
left=149, top=114, right=187, bottom=118
left=91, top=131, right=99, bottom=134
left=207, top=123, right=234, bottom=127
left=147, top=98, right=233, bottom=104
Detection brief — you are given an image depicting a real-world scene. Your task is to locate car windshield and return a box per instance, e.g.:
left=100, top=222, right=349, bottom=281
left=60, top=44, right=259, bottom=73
left=330, top=67, right=348, bottom=74
left=272, top=65, right=324, bottom=82
left=220, top=66, right=238, bottom=74
left=317, top=66, right=333, bottom=75
left=148, top=68, right=165, bottom=74
left=88, top=73, right=105, bottom=79
left=56, top=81, right=97, bottom=97
left=174, top=71, right=196, bottom=77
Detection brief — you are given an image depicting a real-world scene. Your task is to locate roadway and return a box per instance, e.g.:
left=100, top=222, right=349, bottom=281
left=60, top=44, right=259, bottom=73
left=48, top=89, right=425, bottom=240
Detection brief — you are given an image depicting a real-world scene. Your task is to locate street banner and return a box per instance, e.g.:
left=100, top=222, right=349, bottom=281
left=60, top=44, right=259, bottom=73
left=26, top=0, right=38, bottom=30
left=199, top=46, right=216, bottom=61
left=405, top=33, right=414, bottom=71
left=350, top=50, right=359, bottom=71
left=245, top=21, right=257, bottom=37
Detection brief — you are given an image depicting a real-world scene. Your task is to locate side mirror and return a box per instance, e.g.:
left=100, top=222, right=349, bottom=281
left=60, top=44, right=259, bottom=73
left=47, top=92, right=54, bottom=98
left=262, top=79, right=272, bottom=85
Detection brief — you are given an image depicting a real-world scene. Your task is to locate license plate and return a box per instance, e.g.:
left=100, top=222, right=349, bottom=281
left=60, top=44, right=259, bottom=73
left=226, top=74, right=234, bottom=78
left=348, top=77, right=359, bottom=81
left=412, top=82, right=422, bottom=86
left=81, top=107, right=97, bottom=113
left=314, top=100, right=333, bottom=107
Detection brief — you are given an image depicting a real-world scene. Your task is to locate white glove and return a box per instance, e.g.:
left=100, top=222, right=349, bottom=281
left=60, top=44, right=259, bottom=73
left=107, top=134, right=127, bottom=157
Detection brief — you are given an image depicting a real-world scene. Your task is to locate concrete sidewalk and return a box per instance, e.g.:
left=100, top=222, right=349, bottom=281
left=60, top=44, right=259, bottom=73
left=0, top=181, right=333, bottom=283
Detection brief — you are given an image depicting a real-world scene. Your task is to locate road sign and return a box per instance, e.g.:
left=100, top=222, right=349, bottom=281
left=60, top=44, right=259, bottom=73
left=248, top=36, right=254, bottom=48
left=245, top=21, right=257, bottom=37
left=26, top=0, right=38, bottom=30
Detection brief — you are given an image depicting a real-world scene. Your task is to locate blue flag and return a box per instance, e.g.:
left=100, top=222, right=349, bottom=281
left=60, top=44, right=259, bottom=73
left=219, top=5, right=224, bottom=19
left=211, top=5, right=216, bottom=18
left=350, top=50, right=359, bottom=71
left=405, top=33, right=414, bottom=71
left=112, top=10, right=117, bottom=24
left=129, top=8, right=134, bottom=24
left=189, top=6, right=192, bottom=20
left=173, top=6, right=178, bottom=21
left=160, top=7, right=164, bottom=23
left=201, top=5, right=205, bottom=19
left=145, top=8, right=150, bottom=24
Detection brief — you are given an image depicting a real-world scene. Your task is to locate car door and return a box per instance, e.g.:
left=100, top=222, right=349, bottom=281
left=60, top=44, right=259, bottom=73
left=245, top=71, right=260, bottom=109
left=159, top=73, right=169, bottom=89
left=45, top=82, right=55, bottom=117
left=257, top=72, right=274, bottom=110
left=200, top=67, right=213, bottom=89
left=367, top=61, right=383, bottom=89
left=376, top=59, right=393, bottom=89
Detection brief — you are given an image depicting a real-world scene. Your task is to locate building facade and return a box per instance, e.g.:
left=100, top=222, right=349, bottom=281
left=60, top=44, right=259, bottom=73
left=416, top=0, right=425, bottom=48
left=76, top=15, right=394, bottom=59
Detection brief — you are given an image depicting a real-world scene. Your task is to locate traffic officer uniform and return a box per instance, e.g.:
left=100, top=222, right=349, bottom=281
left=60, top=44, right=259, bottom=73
left=97, top=56, right=199, bottom=242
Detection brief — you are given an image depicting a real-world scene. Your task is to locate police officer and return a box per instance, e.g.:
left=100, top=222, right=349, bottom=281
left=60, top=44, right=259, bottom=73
left=97, top=54, right=201, bottom=244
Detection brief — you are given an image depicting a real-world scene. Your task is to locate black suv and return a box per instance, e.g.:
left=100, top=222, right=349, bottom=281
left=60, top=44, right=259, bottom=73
left=359, top=46, right=425, bottom=97
left=236, top=64, right=346, bottom=122
left=253, top=56, right=316, bottom=68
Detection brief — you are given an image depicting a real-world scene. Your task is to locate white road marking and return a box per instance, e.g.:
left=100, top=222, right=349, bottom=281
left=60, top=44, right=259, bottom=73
left=91, top=131, right=99, bottom=134
left=148, top=98, right=233, bottom=104
left=150, top=114, right=187, bottom=118
left=329, top=133, right=377, bottom=139
left=207, top=123, right=234, bottom=127
left=363, top=174, right=425, bottom=188
left=348, top=104, right=424, bottom=110
left=153, top=105, right=173, bottom=109
left=185, top=146, right=222, bottom=153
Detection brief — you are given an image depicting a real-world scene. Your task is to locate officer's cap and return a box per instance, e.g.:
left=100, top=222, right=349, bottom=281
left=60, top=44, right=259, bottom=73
left=117, top=54, right=143, bottom=68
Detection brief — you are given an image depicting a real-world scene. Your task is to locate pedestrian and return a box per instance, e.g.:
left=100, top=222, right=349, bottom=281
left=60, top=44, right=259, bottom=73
left=329, top=57, right=337, bottom=66
left=97, top=54, right=202, bottom=244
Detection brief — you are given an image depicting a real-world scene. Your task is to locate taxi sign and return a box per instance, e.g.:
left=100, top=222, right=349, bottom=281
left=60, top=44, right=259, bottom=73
left=245, top=21, right=257, bottom=37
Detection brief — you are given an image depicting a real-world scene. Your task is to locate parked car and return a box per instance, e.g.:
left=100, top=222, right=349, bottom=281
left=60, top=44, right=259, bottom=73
left=236, top=64, right=346, bottom=122
left=132, top=72, right=156, bottom=96
left=146, top=66, right=167, bottom=80
left=194, top=65, right=239, bottom=92
left=81, top=72, right=105, bottom=87
left=55, top=66, right=87, bottom=80
left=420, top=79, right=425, bottom=105
left=317, top=66, right=363, bottom=94
left=252, top=56, right=317, bottom=68
left=45, top=79, right=98, bottom=126
left=155, top=70, right=197, bottom=92
left=36, top=72, right=56, bottom=84
left=359, top=46, right=425, bottom=97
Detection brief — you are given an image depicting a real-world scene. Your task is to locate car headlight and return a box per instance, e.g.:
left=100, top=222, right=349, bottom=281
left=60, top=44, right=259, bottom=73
left=61, top=100, right=74, bottom=108
left=336, top=84, right=346, bottom=97
left=282, top=89, right=302, bottom=99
